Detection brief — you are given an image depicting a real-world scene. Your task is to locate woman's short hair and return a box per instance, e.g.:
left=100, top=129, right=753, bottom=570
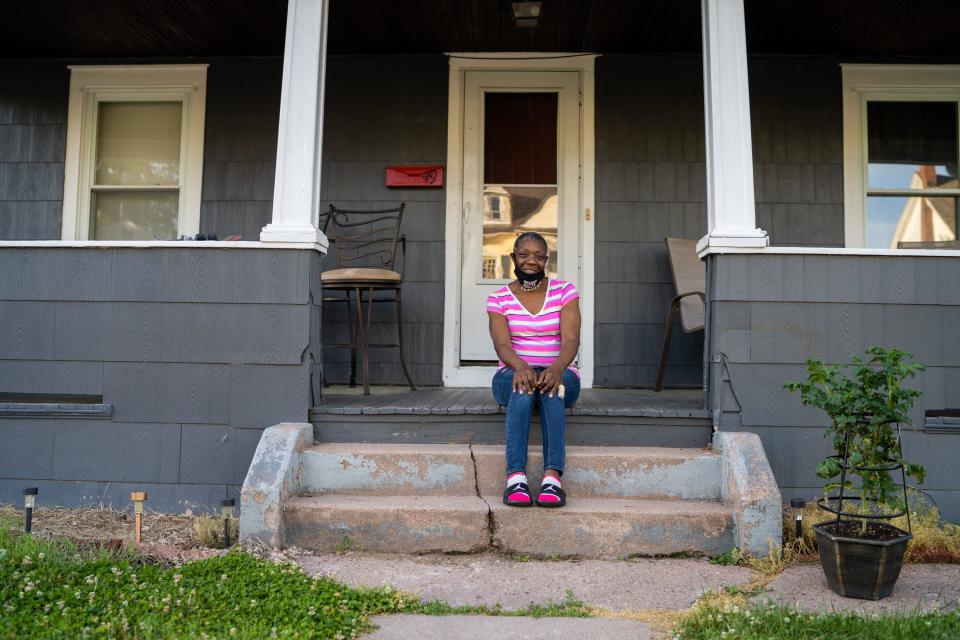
left=512, top=232, right=549, bottom=255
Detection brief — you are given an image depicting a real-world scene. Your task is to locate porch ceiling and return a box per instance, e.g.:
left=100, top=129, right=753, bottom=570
left=4, top=0, right=960, bottom=59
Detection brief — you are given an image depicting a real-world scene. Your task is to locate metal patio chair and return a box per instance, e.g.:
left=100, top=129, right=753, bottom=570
left=654, top=237, right=706, bottom=392
left=321, top=204, right=416, bottom=395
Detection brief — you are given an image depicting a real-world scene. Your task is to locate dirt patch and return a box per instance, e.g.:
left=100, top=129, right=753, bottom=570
left=0, top=505, right=200, bottom=548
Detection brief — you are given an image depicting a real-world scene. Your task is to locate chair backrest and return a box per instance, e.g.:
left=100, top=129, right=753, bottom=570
left=664, top=237, right=705, bottom=333
left=327, top=204, right=405, bottom=271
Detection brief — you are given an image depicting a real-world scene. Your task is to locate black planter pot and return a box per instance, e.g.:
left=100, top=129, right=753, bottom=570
left=813, top=521, right=911, bottom=600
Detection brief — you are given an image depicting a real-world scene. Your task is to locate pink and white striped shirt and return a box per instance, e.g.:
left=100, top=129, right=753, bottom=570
left=486, top=279, right=580, bottom=377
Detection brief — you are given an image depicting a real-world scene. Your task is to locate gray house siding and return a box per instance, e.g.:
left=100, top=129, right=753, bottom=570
left=317, top=55, right=449, bottom=387
left=200, top=60, right=283, bottom=241
left=1, top=55, right=847, bottom=388
left=0, top=62, right=67, bottom=239
left=0, top=247, right=320, bottom=512
left=595, top=56, right=845, bottom=386
left=707, top=253, right=960, bottom=521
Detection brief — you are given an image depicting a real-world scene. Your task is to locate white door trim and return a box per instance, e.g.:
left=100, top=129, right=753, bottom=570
left=441, top=53, right=597, bottom=388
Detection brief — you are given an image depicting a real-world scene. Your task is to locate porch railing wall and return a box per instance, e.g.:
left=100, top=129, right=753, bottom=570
left=0, top=247, right=321, bottom=512
left=707, top=252, right=960, bottom=521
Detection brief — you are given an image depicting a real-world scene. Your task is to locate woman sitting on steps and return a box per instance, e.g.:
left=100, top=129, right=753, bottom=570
left=486, top=232, right=582, bottom=508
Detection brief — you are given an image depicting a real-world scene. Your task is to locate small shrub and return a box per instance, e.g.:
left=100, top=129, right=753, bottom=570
left=192, top=515, right=238, bottom=549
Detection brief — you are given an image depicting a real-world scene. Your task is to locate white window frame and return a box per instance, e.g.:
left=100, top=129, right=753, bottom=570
left=61, top=65, right=208, bottom=241
left=841, top=64, right=960, bottom=248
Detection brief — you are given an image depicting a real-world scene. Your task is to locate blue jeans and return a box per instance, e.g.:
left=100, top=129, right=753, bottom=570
left=492, top=367, right=581, bottom=476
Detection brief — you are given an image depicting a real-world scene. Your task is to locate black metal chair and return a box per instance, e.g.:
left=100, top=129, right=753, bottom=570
left=321, top=204, right=416, bottom=395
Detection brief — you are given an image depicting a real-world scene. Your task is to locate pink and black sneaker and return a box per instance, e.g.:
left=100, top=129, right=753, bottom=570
left=536, top=476, right=566, bottom=508
left=503, top=472, right=533, bottom=507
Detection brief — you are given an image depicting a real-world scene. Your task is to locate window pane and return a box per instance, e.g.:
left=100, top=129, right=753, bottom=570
left=867, top=101, right=958, bottom=190
left=866, top=195, right=958, bottom=249
left=95, top=102, right=182, bottom=186
left=482, top=186, right=557, bottom=279
left=484, top=93, right=558, bottom=185
left=91, top=191, right=179, bottom=240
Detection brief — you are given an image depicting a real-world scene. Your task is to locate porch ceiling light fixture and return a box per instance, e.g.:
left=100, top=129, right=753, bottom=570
left=512, top=1, right=542, bottom=28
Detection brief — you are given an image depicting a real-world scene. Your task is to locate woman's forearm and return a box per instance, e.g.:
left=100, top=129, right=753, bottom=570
left=549, top=337, right=580, bottom=372
left=493, top=341, right=533, bottom=372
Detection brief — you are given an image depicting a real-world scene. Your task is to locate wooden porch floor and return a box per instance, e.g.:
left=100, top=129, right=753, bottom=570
left=314, top=386, right=707, bottom=420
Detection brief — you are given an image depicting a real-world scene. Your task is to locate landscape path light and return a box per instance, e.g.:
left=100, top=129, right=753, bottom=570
left=23, top=487, right=38, bottom=533
left=130, top=491, right=147, bottom=545
left=221, top=499, right=235, bottom=547
left=791, top=498, right=807, bottom=540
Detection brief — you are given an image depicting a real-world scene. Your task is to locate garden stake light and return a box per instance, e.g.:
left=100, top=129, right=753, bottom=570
left=791, top=498, right=806, bottom=540
left=23, top=487, right=38, bottom=533
left=221, top=498, right=235, bottom=547
left=130, top=491, right=147, bottom=544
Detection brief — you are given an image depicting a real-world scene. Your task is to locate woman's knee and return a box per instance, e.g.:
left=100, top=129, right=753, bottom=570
left=561, top=370, right=581, bottom=407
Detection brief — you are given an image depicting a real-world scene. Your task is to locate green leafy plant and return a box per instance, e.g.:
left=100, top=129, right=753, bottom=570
left=785, top=347, right=926, bottom=535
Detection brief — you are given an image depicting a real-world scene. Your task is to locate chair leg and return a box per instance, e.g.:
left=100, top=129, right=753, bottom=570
left=654, top=300, right=680, bottom=392
left=347, top=295, right=357, bottom=388
left=395, top=288, right=416, bottom=391
left=362, top=286, right=374, bottom=396
left=352, top=287, right=369, bottom=395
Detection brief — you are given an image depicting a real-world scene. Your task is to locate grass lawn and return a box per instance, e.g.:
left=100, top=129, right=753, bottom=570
left=4, top=506, right=959, bottom=639
left=674, top=602, right=960, bottom=639
left=0, top=513, right=588, bottom=639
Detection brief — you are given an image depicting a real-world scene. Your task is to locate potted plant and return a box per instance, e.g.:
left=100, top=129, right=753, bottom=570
left=785, top=347, right=926, bottom=600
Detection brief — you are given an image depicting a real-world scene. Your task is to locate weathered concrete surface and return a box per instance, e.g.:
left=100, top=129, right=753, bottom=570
left=299, top=553, right=757, bottom=611
left=364, top=615, right=656, bottom=640
left=489, top=496, right=734, bottom=558
left=239, top=423, right=312, bottom=547
left=284, top=495, right=491, bottom=553
left=714, top=432, right=782, bottom=557
left=300, top=443, right=475, bottom=496
left=756, top=564, right=960, bottom=615
left=473, top=445, right=722, bottom=500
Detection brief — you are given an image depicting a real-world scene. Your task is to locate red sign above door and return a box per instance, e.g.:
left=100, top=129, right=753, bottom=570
left=386, top=165, right=444, bottom=187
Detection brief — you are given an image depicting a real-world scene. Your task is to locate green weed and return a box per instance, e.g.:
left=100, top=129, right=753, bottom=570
left=674, top=601, right=960, bottom=639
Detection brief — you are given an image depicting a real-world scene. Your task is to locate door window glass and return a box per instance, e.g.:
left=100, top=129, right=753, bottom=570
left=482, top=92, right=559, bottom=278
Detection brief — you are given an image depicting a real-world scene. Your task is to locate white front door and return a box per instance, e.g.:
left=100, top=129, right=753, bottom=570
left=459, top=70, right=582, bottom=361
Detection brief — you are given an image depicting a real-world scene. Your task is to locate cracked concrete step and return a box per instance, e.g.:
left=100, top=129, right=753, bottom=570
left=300, top=443, right=722, bottom=500
left=489, top=496, right=735, bottom=558
left=284, top=493, right=734, bottom=558
left=284, top=495, right=491, bottom=553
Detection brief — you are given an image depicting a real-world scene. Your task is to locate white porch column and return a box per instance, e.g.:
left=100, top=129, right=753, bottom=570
left=260, top=0, right=330, bottom=246
left=697, top=0, right=768, bottom=254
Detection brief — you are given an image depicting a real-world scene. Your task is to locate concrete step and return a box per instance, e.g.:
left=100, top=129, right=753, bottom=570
left=488, top=496, right=734, bottom=558
left=472, top=445, right=721, bottom=500
left=285, top=495, right=491, bottom=554
left=300, top=443, right=722, bottom=501
left=300, top=443, right=475, bottom=497
left=284, top=493, right=734, bottom=558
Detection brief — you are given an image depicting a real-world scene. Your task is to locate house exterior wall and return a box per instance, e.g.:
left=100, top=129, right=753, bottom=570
left=1, top=55, right=847, bottom=388
left=595, top=56, right=844, bottom=386
left=0, top=247, right=321, bottom=511
left=0, top=62, right=67, bottom=239
left=707, top=252, right=960, bottom=521
left=317, top=55, right=450, bottom=387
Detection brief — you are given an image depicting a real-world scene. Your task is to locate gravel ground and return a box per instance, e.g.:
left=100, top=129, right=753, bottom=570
left=298, top=552, right=757, bottom=612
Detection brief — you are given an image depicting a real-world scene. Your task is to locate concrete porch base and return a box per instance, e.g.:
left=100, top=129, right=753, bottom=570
left=240, top=424, right=781, bottom=557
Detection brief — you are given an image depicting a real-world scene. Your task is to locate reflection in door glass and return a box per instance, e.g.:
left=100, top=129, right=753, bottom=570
left=482, top=185, right=558, bottom=279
